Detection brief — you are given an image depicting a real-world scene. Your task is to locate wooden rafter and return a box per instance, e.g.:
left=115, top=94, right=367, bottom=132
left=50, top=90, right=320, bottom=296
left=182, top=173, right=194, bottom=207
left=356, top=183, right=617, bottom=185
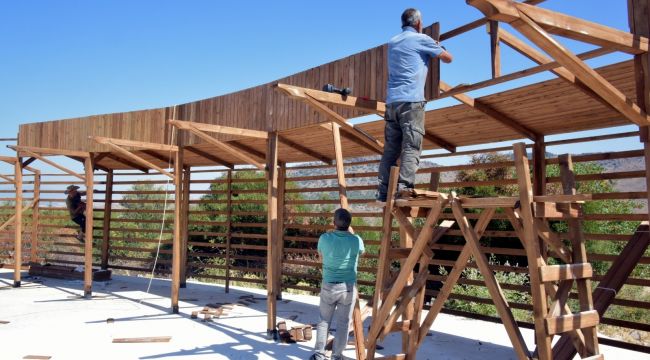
left=91, top=136, right=178, bottom=152
left=169, top=119, right=268, bottom=139
left=228, top=141, right=268, bottom=164
left=10, top=145, right=90, bottom=158
left=439, top=81, right=540, bottom=140
left=170, top=121, right=265, bottom=170
left=469, top=0, right=650, bottom=127
left=141, top=149, right=171, bottom=163
left=278, top=134, right=332, bottom=165
left=17, top=149, right=85, bottom=181
left=422, top=131, right=456, bottom=153
left=91, top=138, right=174, bottom=179
left=469, top=0, right=648, bottom=54
left=275, top=83, right=386, bottom=116
left=104, top=153, right=149, bottom=173
left=185, top=146, right=235, bottom=169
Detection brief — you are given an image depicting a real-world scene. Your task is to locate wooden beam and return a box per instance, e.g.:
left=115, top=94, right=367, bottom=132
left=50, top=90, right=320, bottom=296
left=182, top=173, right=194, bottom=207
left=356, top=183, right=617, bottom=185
left=274, top=83, right=386, bottom=116
left=90, top=136, right=178, bottom=152
left=303, top=93, right=384, bottom=154
left=422, top=131, right=456, bottom=153
left=184, top=146, right=234, bottom=169
left=228, top=141, right=268, bottom=164
left=437, top=47, right=613, bottom=100
left=21, top=157, right=36, bottom=168
left=278, top=135, right=332, bottom=165
left=440, top=81, right=539, bottom=140
left=101, top=170, right=113, bottom=270
left=331, top=124, right=349, bottom=208
left=469, top=0, right=648, bottom=54
left=488, top=21, right=501, bottom=78
left=513, top=142, right=551, bottom=359
left=104, top=153, right=149, bottom=173
left=18, top=150, right=85, bottom=181
left=30, top=172, right=40, bottom=262
left=83, top=157, right=94, bottom=298
left=266, top=132, right=279, bottom=337
left=96, top=140, right=174, bottom=179
left=10, top=145, right=90, bottom=158
left=171, top=149, right=182, bottom=313
left=474, top=1, right=650, bottom=126
left=179, top=164, right=190, bottom=288
left=141, top=150, right=170, bottom=163
left=180, top=125, right=265, bottom=170
left=169, top=119, right=268, bottom=139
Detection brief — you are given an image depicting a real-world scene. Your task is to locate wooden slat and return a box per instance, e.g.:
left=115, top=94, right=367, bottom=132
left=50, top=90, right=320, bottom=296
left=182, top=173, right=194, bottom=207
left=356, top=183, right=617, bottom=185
left=545, top=310, right=599, bottom=335
left=540, top=264, right=593, bottom=282
left=112, top=336, right=172, bottom=343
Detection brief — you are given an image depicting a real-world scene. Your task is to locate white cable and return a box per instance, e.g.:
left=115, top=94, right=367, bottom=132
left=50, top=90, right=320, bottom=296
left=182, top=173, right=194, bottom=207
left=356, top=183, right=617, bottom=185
left=141, top=106, right=177, bottom=301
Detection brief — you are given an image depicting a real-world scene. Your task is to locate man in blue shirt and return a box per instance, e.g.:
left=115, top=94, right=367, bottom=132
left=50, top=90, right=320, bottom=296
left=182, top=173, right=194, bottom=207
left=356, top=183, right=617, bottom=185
left=310, top=208, right=365, bottom=360
left=377, top=8, right=453, bottom=202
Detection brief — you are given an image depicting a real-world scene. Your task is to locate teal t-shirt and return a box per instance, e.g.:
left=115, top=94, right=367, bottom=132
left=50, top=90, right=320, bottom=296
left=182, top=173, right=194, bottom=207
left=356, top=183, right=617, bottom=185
left=318, top=230, right=365, bottom=283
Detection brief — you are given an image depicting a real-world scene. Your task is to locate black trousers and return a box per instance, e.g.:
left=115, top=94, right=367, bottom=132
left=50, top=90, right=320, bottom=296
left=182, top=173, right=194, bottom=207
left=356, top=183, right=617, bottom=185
left=72, top=215, right=86, bottom=233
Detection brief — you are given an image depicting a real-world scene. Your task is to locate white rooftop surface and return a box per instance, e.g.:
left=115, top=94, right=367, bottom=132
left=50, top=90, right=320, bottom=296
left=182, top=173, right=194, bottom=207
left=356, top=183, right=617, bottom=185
left=0, top=269, right=646, bottom=360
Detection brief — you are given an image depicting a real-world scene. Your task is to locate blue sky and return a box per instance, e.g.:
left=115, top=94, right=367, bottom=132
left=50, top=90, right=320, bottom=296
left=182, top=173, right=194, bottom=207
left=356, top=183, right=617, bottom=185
left=0, top=0, right=638, bottom=173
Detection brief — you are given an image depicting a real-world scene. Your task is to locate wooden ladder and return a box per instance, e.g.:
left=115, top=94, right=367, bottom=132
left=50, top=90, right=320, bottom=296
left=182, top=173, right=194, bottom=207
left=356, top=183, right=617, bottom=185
left=366, top=166, right=453, bottom=360
left=513, top=145, right=603, bottom=360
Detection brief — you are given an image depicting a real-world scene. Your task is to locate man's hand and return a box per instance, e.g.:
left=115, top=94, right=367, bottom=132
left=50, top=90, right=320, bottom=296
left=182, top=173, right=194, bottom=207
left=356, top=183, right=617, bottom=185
left=348, top=225, right=355, bottom=234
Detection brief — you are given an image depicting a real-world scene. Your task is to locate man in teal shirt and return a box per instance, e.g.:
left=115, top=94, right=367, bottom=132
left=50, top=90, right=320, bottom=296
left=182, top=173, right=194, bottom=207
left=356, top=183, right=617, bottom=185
left=310, top=208, right=365, bottom=360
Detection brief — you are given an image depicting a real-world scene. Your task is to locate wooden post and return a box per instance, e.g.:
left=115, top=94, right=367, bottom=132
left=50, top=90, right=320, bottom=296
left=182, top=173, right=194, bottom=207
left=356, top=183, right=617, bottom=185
left=429, top=171, right=440, bottom=192
left=513, top=142, right=551, bottom=359
left=101, top=169, right=113, bottom=270
left=533, top=138, right=546, bottom=196
left=559, top=154, right=599, bottom=356
left=399, top=226, right=414, bottom=354
left=332, top=123, right=349, bottom=208
left=266, top=132, right=279, bottom=339
left=180, top=165, right=190, bottom=288
left=275, top=165, right=286, bottom=299
left=13, top=157, right=23, bottom=287
left=83, top=156, right=94, bottom=298
left=30, top=170, right=40, bottom=262
left=171, top=149, right=182, bottom=313
left=489, top=20, right=501, bottom=78
left=225, top=169, right=232, bottom=293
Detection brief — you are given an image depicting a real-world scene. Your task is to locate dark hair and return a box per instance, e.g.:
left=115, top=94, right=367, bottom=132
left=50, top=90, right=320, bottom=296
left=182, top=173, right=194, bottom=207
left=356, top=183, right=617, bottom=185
left=334, top=208, right=352, bottom=230
left=401, top=8, right=421, bottom=28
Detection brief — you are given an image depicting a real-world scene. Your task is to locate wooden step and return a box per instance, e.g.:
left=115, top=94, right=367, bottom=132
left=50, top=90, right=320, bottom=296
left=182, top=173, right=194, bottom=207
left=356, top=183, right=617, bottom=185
left=539, top=263, right=593, bottom=282
left=581, top=354, right=604, bottom=360
left=544, top=310, right=599, bottom=335
left=376, top=354, right=406, bottom=360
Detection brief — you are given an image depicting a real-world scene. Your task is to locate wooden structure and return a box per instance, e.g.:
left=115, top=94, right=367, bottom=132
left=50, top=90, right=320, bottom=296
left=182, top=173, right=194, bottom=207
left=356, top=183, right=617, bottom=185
left=1, top=1, right=650, bottom=359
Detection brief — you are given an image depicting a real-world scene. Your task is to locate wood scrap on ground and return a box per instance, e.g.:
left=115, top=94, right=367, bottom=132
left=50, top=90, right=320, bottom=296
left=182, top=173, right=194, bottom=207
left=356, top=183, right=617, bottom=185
left=0, top=320, right=10, bottom=324
left=112, top=336, right=171, bottom=343
left=23, top=356, right=51, bottom=360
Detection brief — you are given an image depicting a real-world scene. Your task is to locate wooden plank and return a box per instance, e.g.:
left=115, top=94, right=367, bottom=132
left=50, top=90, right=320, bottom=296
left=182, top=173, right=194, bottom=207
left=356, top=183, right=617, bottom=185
left=353, top=296, right=367, bottom=360
left=513, top=142, right=551, bottom=359
left=112, top=336, right=172, bottom=343
left=184, top=146, right=234, bottom=169
left=275, top=165, right=286, bottom=298
left=450, top=195, right=531, bottom=360
left=23, top=356, right=51, bottom=360
left=225, top=170, right=232, bottom=293
left=171, top=149, right=182, bottom=313
left=83, top=157, right=94, bottom=298
left=489, top=21, right=501, bottom=78
left=545, top=310, right=599, bottom=335
left=169, top=119, right=268, bottom=139
left=266, top=132, right=279, bottom=336
left=458, top=196, right=517, bottom=208
left=332, top=124, right=348, bottom=208
left=90, top=136, right=178, bottom=152
left=540, top=264, right=593, bottom=282
left=11, top=145, right=90, bottom=158
left=179, top=164, right=190, bottom=288
left=101, top=170, right=113, bottom=270
left=439, top=81, right=539, bottom=140
left=274, top=83, right=386, bottom=116
left=13, top=159, right=22, bottom=287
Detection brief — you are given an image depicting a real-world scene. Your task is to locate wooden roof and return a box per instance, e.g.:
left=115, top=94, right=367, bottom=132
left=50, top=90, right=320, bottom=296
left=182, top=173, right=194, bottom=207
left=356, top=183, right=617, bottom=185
left=91, top=60, right=634, bottom=170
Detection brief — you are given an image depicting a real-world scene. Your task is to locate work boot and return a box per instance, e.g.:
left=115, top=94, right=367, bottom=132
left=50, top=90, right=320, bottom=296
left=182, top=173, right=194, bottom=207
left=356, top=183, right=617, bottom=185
left=76, top=232, right=85, bottom=242
left=395, top=187, right=417, bottom=200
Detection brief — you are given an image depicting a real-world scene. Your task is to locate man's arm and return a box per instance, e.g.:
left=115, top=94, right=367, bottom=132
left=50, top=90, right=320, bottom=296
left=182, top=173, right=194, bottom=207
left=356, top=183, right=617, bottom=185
left=438, top=50, right=453, bottom=63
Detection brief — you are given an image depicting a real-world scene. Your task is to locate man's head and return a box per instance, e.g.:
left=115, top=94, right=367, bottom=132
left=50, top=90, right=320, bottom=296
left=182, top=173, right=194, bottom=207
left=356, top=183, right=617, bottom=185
left=333, top=208, right=352, bottom=231
left=65, top=185, right=80, bottom=196
left=401, top=8, right=422, bottom=33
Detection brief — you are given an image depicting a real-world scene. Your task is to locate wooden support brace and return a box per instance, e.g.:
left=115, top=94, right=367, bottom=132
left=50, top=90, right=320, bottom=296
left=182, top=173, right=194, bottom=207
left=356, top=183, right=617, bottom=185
left=18, top=150, right=85, bottom=181
left=94, top=140, right=175, bottom=179
left=169, top=119, right=268, bottom=139
left=180, top=125, right=265, bottom=170
left=274, top=83, right=386, bottom=116
left=91, top=136, right=179, bottom=152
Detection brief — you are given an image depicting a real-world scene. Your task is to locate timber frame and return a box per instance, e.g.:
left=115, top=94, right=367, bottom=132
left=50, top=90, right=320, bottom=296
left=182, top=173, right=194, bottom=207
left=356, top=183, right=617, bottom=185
left=4, top=1, right=650, bottom=359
